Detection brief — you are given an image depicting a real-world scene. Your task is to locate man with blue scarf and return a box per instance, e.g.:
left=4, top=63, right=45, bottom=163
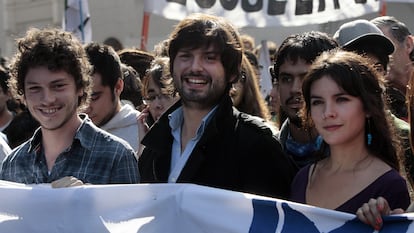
left=273, top=31, right=338, bottom=168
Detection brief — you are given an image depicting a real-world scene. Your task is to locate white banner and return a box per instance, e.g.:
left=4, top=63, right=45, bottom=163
left=385, top=0, right=414, bottom=2
left=144, top=0, right=380, bottom=27
left=0, top=181, right=413, bottom=232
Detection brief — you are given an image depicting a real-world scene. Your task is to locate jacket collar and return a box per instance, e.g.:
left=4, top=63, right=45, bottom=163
left=142, top=95, right=236, bottom=150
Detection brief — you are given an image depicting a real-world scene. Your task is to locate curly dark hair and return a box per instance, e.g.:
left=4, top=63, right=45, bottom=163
left=8, top=27, right=92, bottom=109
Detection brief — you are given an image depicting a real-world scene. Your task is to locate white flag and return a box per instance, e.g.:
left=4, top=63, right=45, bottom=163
left=63, top=0, right=92, bottom=43
left=258, top=40, right=273, bottom=99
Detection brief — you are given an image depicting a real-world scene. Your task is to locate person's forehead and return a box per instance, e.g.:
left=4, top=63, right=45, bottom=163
left=178, top=43, right=219, bottom=52
left=280, top=58, right=310, bottom=69
left=147, top=79, right=160, bottom=92
left=91, top=72, right=105, bottom=86
left=380, top=26, right=399, bottom=43
left=25, top=67, right=73, bottom=83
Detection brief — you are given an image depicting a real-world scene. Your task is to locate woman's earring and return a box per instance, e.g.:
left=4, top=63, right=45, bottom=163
left=367, top=118, right=372, bottom=145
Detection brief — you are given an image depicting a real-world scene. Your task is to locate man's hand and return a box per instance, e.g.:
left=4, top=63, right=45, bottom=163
left=51, top=176, right=85, bottom=188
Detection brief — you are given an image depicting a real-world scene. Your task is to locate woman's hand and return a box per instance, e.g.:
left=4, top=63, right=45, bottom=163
left=136, top=107, right=150, bottom=157
left=356, top=197, right=405, bottom=230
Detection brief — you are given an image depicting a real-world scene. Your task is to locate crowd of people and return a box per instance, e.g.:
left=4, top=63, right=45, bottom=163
left=0, top=12, right=413, bottom=230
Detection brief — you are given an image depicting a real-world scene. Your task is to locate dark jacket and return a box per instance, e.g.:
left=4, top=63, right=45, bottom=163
left=139, top=95, right=297, bottom=199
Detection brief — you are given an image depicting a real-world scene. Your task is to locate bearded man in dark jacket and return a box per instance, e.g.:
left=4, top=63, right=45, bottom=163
left=138, top=13, right=296, bottom=199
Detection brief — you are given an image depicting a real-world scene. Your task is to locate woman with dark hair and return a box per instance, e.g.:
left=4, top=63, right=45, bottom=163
left=290, top=49, right=409, bottom=217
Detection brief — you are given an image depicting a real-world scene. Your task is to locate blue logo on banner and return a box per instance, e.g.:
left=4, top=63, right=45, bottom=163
left=249, top=199, right=412, bottom=233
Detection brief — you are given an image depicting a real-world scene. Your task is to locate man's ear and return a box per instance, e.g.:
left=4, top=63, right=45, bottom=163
left=115, top=78, right=124, bottom=95
left=405, top=35, right=414, bottom=55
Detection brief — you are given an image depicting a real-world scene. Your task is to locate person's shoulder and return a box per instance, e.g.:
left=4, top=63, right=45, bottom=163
left=296, top=163, right=312, bottom=177
left=120, top=103, right=140, bottom=117
left=236, top=112, right=276, bottom=136
left=79, top=119, right=135, bottom=152
left=382, top=168, right=408, bottom=182
left=234, top=113, right=282, bottom=147
left=3, top=141, right=31, bottom=163
left=375, top=169, right=409, bottom=203
left=103, top=106, right=140, bottom=133
left=292, top=163, right=312, bottom=184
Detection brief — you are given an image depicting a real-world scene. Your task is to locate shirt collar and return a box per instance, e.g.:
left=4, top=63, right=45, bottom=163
left=73, top=114, right=95, bottom=151
left=168, top=105, right=219, bottom=136
left=169, top=107, right=184, bottom=131
left=27, top=114, right=92, bottom=153
left=27, top=127, right=42, bottom=153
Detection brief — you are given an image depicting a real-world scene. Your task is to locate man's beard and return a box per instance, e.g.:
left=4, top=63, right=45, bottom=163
left=289, top=114, right=303, bottom=128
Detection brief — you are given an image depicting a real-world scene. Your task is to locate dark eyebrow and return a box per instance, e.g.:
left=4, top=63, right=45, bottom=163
left=310, top=94, right=322, bottom=100
left=91, top=91, right=103, bottom=96
left=177, top=48, right=192, bottom=53
left=310, top=92, right=347, bottom=99
left=205, top=51, right=220, bottom=56
left=278, top=72, right=292, bottom=76
left=25, top=81, right=40, bottom=85
left=26, top=78, right=68, bottom=86
left=51, top=78, right=68, bottom=83
left=335, top=92, right=348, bottom=97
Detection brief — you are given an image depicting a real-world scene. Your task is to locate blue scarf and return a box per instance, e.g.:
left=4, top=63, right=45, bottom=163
left=285, top=133, right=321, bottom=158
